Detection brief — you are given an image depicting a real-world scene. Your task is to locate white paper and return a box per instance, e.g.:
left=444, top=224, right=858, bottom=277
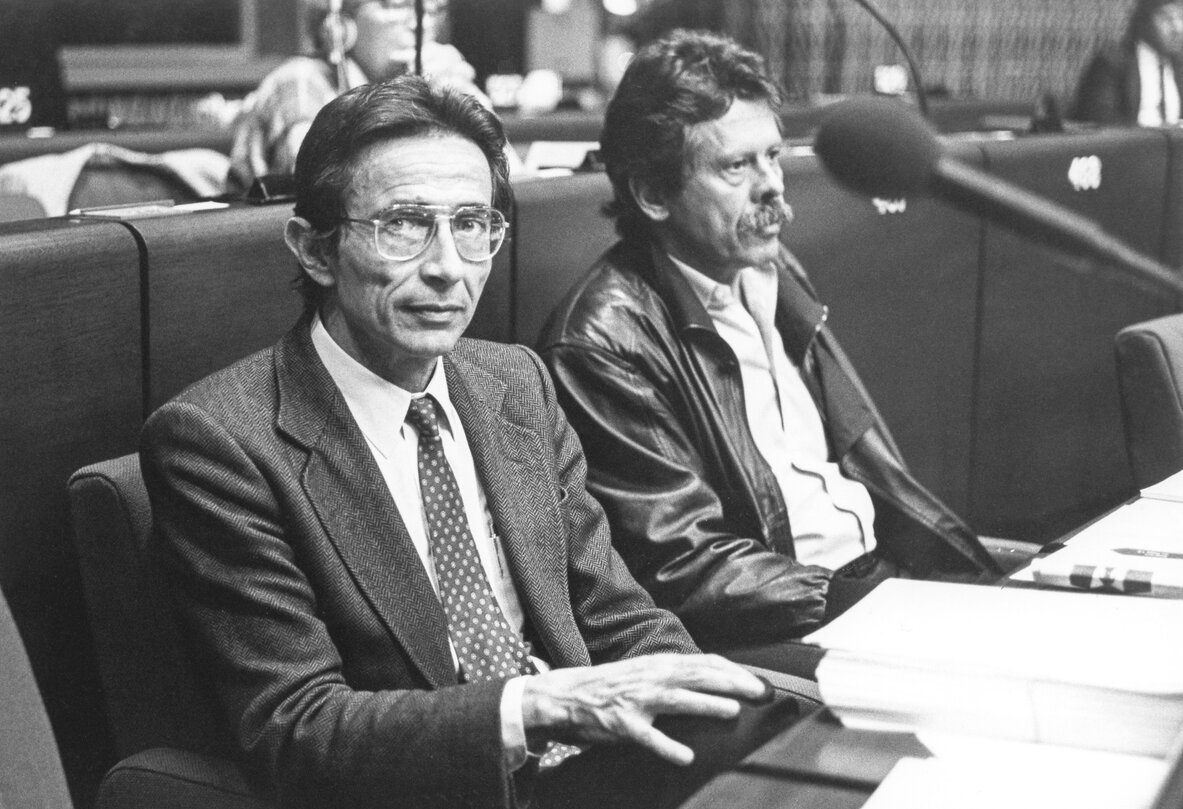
left=864, top=750, right=1166, bottom=809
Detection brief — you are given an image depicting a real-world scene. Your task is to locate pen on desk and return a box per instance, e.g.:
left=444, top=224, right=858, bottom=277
left=1113, top=548, right=1183, bottom=560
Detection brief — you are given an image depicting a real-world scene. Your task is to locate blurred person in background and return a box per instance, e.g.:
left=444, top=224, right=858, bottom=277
left=1072, top=0, right=1183, bottom=126
left=227, top=0, right=483, bottom=191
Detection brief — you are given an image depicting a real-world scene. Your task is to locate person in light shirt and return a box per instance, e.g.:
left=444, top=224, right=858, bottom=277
left=538, top=30, right=999, bottom=676
left=1072, top=0, right=1183, bottom=126
left=226, top=0, right=484, bottom=191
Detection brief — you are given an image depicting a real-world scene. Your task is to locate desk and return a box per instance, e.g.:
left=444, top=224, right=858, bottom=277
left=683, top=708, right=922, bottom=809
left=687, top=509, right=1183, bottom=809
left=1008, top=472, right=1183, bottom=596
left=687, top=705, right=1183, bottom=809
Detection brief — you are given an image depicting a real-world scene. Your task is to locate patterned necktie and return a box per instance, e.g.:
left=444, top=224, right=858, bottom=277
left=407, top=396, right=582, bottom=769
left=406, top=395, right=533, bottom=683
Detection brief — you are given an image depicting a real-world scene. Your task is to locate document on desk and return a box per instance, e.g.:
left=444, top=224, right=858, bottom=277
left=863, top=742, right=1167, bottom=809
left=1016, top=498, right=1183, bottom=596
left=1142, top=468, right=1183, bottom=503
left=804, top=579, right=1183, bottom=758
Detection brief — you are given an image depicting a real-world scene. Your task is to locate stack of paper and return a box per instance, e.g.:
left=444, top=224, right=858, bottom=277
left=1142, top=468, right=1183, bottom=503
left=1020, top=498, right=1183, bottom=597
left=805, top=579, right=1183, bottom=758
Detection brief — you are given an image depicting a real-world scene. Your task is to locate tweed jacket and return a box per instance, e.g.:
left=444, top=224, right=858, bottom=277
left=140, top=317, right=695, bottom=809
left=539, top=241, right=999, bottom=648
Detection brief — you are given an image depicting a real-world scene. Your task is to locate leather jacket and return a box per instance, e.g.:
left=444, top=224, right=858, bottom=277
left=538, top=240, right=999, bottom=646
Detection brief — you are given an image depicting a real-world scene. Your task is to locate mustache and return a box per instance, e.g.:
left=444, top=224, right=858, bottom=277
left=739, top=200, right=794, bottom=232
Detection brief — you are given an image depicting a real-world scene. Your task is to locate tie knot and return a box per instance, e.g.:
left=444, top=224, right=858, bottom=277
left=406, top=395, right=440, bottom=439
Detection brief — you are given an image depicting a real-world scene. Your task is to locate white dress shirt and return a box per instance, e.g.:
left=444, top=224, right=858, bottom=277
left=310, top=316, right=533, bottom=767
left=1138, top=41, right=1181, bottom=126
left=670, top=257, right=877, bottom=570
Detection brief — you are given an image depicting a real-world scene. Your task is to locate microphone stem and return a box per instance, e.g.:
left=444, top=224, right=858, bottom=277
left=936, top=158, right=1183, bottom=300
left=846, top=0, right=929, bottom=118
left=414, top=0, right=424, bottom=75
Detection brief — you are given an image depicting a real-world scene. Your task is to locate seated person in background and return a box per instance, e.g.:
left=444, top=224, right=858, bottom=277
left=227, top=0, right=482, bottom=191
left=143, top=76, right=797, bottom=809
left=1072, top=0, right=1183, bottom=126
left=538, top=30, right=1000, bottom=676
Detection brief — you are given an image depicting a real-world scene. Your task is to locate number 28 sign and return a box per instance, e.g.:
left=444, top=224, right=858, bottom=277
left=0, top=86, right=33, bottom=126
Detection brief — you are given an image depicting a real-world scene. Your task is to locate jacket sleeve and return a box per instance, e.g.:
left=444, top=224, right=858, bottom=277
left=542, top=341, right=831, bottom=646
left=524, top=347, right=700, bottom=663
left=140, top=402, right=515, bottom=809
left=1071, top=47, right=1131, bottom=125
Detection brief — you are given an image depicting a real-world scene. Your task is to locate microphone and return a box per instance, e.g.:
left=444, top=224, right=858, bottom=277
left=813, top=97, right=1183, bottom=298
left=323, top=0, right=353, bottom=92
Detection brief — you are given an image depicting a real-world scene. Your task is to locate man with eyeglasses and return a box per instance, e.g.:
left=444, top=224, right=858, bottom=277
left=539, top=31, right=999, bottom=677
left=141, top=77, right=802, bottom=809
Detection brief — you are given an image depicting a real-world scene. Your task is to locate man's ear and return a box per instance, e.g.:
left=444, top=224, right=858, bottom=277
left=284, top=216, right=336, bottom=291
left=629, top=176, right=670, bottom=222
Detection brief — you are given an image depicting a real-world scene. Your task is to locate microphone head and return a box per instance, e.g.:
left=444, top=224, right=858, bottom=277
left=813, top=97, right=942, bottom=198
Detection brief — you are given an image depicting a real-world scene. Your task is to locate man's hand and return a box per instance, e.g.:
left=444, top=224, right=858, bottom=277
left=520, top=653, right=771, bottom=766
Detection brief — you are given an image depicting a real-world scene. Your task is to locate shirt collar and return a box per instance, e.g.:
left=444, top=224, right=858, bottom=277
left=667, top=252, right=745, bottom=313
left=310, top=315, right=458, bottom=449
left=666, top=253, right=780, bottom=315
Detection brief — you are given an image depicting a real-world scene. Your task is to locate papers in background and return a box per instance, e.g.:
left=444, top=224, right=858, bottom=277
left=71, top=199, right=229, bottom=219
left=522, top=141, right=599, bottom=175
left=1143, top=468, right=1183, bottom=503
left=1013, top=498, right=1183, bottom=597
left=804, top=579, right=1183, bottom=757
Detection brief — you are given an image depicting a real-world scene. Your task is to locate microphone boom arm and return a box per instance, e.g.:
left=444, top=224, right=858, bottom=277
left=935, top=158, right=1183, bottom=298
left=846, top=0, right=929, bottom=118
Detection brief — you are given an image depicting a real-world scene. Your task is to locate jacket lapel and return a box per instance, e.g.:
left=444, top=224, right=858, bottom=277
left=443, top=351, right=574, bottom=661
left=273, top=322, right=456, bottom=687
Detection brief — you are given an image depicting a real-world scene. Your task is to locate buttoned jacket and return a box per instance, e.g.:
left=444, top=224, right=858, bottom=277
left=140, top=316, right=694, bottom=809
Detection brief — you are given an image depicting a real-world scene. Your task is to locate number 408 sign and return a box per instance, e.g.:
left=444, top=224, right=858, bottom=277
left=0, top=86, right=33, bottom=126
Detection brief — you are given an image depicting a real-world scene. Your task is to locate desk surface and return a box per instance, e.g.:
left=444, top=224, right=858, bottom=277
left=687, top=706, right=1183, bottom=809
left=683, top=709, right=925, bottom=809
left=688, top=523, right=1183, bottom=809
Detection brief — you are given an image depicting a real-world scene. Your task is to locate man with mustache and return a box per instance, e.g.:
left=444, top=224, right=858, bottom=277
left=538, top=30, right=998, bottom=676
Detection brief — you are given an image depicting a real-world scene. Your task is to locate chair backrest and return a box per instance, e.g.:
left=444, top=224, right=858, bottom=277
left=0, top=192, right=46, bottom=222
left=67, top=454, right=231, bottom=760
left=1114, top=312, right=1183, bottom=489
left=0, top=582, right=73, bottom=809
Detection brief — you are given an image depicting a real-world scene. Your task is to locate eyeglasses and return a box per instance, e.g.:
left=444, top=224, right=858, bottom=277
left=339, top=203, right=508, bottom=262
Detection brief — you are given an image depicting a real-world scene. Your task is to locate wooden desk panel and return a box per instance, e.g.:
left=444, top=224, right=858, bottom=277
left=130, top=204, right=302, bottom=409
left=684, top=769, right=868, bottom=809
left=510, top=172, right=616, bottom=347
left=0, top=216, right=142, bottom=803
left=782, top=141, right=986, bottom=518
left=972, top=128, right=1179, bottom=541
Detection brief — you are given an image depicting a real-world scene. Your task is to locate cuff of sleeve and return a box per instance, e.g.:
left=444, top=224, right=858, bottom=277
left=501, top=675, right=531, bottom=772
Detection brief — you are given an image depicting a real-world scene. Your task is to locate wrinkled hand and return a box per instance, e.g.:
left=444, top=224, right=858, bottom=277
left=521, top=653, right=769, bottom=766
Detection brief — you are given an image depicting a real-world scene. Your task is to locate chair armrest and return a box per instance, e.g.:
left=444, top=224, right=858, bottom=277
left=979, top=535, right=1043, bottom=575
left=95, top=748, right=271, bottom=809
left=738, top=663, right=823, bottom=707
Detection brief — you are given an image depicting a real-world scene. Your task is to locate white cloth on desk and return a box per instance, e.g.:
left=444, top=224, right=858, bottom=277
left=0, top=142, right=228, bottom=216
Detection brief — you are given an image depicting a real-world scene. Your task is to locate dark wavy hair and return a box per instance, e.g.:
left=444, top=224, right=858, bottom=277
left=291, top=75, right=512, bottom=312
left=599, top=29, right=782, bottom=246
left=1129, top=0, right=1183, bottom=45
